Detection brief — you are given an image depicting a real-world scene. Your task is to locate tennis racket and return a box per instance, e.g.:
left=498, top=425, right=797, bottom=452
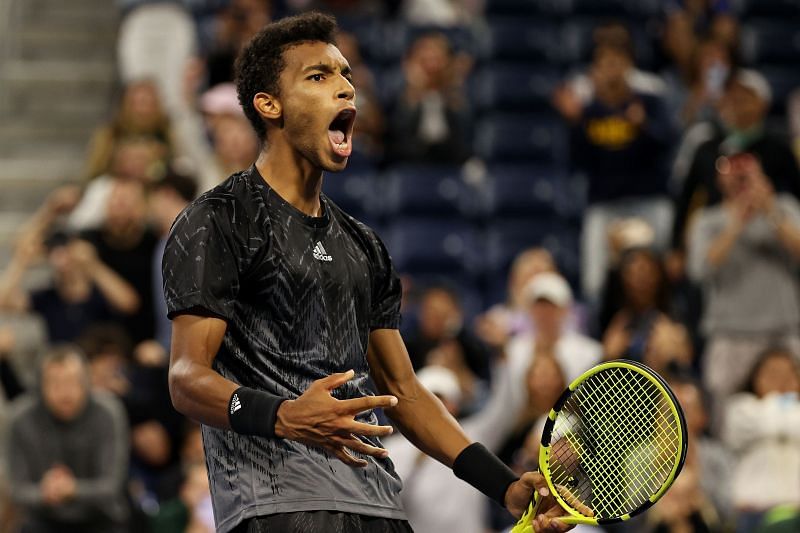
left=511, top=360, right=687, bottom=532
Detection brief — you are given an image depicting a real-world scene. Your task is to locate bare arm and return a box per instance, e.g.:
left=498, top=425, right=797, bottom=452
left=770, top=209, right=800, bottom=260
left=168, top=314, right=398, bottom=465
left=367, top=328, right=470, bottom=467
left=71, top=240, right=140, bottom=315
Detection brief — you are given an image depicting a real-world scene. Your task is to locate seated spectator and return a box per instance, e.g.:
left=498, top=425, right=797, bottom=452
left=723, top=348, right=800, bottom=533
left=506, top=273, right=602, bottom=385
left=385, top=361, right=528, bottom=533
left=475, top=248, right=558, bottom=350
left=82, top=178, right=160, bottom=343
left=388, top=32, right=473, bottom=165
left=647, top=467, right=721, bottom=533
left=0, top=191, right=139, bottom=343
left=642, top=319, right=695, bottom=376
left=601, top=248, right=671, bottom=361
left=669, top=376, right=733, bottom=525
left=554, top=32, right=676, bottom=302
left=5, top=346, right=129, bottom=532
left=84, top=79, right=173, bottom=180
left=405, top=285, right=491, bottom=412
left=672, top=69, right=800, bottom=257
left=150, top=172, right=199, bottom=350
left=688, top=154, right=800, bottom=430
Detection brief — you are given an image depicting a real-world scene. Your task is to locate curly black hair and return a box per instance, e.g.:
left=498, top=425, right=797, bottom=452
left=234, top=12, right=338, bottom=141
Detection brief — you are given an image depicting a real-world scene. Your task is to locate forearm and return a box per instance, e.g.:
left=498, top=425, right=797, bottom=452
left=773, top=216, right=800, bottom=260
left=89, top=262, right=140, bottom=314
left=168, top=357, right=239, bottom=429
left=705, top=223, right=742, bottom=268
left=0, top=258, right=27, bottom=308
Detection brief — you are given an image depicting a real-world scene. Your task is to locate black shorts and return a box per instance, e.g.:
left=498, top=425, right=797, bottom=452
left=232, top=511, right=414, bottom=533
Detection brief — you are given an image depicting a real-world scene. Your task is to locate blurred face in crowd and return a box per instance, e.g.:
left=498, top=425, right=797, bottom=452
left=105, top=179, right=148, bottom=233
left=409, top=34, right=451, bottom=82
left=212, top=115, right=259, bottom=166
left=121, top=80, right=164, bottom=130
left=719, top=81, right=767, bottom=131
left=42, top=353, right=89, bottom=422
left=529, top=299, right=566, bottom=341
left=419, top=289, right=462, bottom=341
left=753, top=352, right=800, bottom=397
left=591, top=45, right=632, bottom=95
left=671, top=382, right=707, bottom=437
left=110, top=137, right=167, bottom=182
left=620, top=250, right=663, bottom=310
left=48, top=241, right=78, bottom=279
left=508, top=249, right=555, bottom=309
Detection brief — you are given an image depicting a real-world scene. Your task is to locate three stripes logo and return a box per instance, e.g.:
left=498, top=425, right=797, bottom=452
left=313, top=241, right=333, bottom=262
left=230, top=393, right=242, bottom=415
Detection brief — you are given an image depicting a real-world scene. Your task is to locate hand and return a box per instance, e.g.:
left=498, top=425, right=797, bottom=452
left=41, top=465, right=76, bottom=505
left=45, top=186, right=81, bottom=216
left=274, top=370, right=398, bottom=467
left=552, top=85, right=583, bottom=123
left=505, top=472, right=576, bottom=532
left=625, top=101, right=647, bottom=127
left=134, top=340, right=168, bottom=367
left=602, top=313, right=631, bottom=360
left=69, top=240, right=99, bottom=271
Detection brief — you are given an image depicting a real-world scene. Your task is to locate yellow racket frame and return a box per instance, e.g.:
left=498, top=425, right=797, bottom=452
left=512, top=360, right=687, bottom=532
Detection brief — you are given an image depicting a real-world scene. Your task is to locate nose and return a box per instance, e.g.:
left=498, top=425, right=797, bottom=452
left=337, top=77, right=355, bottom=102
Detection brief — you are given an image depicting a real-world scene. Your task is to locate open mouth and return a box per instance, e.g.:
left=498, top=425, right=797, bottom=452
left=328, top=108, right=356, bottom=158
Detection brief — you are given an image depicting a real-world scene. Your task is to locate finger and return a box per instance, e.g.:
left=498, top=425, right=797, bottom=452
left=344, top=420, right=394, bottom=438
left=338, top=394, right=398, bottom=414
left=313, top=369, right=356, bottom=391
left=518, top=471, right=550, bottom=499
left=330, top=445, right=368, bottom=468
left=337, top=435, right=390, bottom=459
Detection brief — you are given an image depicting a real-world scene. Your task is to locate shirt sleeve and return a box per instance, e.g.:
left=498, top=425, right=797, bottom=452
left=367, top=230, right=402, bottom=330
left=162, top=197, right=245, bottom=321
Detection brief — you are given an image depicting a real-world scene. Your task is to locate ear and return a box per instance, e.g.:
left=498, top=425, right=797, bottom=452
left=253, top=92, right=281, bottom=121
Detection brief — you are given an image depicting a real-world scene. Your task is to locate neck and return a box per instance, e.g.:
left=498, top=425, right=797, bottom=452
left=255, top=140, right=324, bottom=217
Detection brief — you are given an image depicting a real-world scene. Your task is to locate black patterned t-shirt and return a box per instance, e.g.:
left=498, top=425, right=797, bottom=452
left=162, top=166, right=405, bottom=533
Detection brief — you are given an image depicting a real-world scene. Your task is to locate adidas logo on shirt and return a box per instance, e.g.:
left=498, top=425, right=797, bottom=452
left=313, top=241, right=333, bottom=262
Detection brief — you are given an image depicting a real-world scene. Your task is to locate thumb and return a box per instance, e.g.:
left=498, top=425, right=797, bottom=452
left=317, top=369, right=356, bottom=391
left=519, top=471, right=550, bottom=498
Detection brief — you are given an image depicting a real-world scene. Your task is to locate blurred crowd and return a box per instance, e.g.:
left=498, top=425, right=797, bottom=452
left=1, top=0, right=800, bottom=532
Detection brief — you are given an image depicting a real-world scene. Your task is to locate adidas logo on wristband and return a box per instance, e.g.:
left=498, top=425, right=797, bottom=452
left=230, top=393, right=242, bottom=414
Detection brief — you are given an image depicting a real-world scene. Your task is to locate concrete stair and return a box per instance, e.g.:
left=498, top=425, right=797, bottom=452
left=0, top=0, right=119, bottom=264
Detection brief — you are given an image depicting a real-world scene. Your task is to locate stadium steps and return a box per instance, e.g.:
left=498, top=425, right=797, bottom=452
left=0, top=0, right=118, bottom=264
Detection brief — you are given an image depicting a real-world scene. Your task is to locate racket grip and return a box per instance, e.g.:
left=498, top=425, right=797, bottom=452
left=510, top=490, right=543, bottom=533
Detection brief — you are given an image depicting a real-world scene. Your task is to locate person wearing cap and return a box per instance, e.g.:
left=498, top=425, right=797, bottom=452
left=385, top=360, right=530, bottom=533
left=505, top=273, right=602, bottom=387
left=671, top=68, right=800, bottom=261
left=687, top=152, right=800, bottom=434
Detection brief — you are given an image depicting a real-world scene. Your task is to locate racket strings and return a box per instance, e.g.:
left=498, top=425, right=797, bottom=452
left=547, top=367, right=681, bottom=519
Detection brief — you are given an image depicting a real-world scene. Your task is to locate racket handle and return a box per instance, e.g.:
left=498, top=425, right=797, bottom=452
left=510, top=490, right=543, bottom=533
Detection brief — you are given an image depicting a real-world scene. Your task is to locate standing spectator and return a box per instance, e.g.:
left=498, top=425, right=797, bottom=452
left=82, top=178, right=160, bottom=344
left=150, top=172, right=198, bottom=350
left=688, top=154, right=800, bottom=430
left=671, top=69, right=800, bottom=256
left=5, top=346, right=130, bottom=533
left=388, top=32, right=473, bottom=164
left=723, top=348, right=800, bottom=533
left=554, top=36, right=676, bottom=302
left=84, top=79, right=173, bottom=180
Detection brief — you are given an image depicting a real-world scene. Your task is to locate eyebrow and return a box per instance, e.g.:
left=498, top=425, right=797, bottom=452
left=302, top=63, right=353, bottom=77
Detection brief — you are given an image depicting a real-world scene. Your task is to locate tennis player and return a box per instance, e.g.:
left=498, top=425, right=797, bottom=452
left=163, top=11, right=574, bottom=533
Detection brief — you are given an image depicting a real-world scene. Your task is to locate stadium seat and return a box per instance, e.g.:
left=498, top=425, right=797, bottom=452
left=569, top=0, right=661, bottom=18
left=383, top=165, right=477, bottom=217
left=322, top=167, right=379, bottom=219
left=481, top=18, right=562, bottom=62
left=741, top=21, right=800, bottom=65
left=733, top=0, right=800, bottom=18
left=485, top=0, right=570, bottom=17
left=760, top=66, right=800, bottom=113
left=473, top=64, right=561, bottom=112
left=474, top=114, right=567, bottom=164
left=484, top=164, right=563, bottom=217
left=384, top=218, right=483, bottom=277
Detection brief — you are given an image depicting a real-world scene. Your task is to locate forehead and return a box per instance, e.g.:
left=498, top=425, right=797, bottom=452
left=282, top=41, right=349, bottom=72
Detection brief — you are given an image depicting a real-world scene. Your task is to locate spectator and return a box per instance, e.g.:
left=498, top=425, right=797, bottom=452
left=647, top=467, right=721, bottom=533
left=688, top=154, right=800, bottom=430
left=82, top=178, right=160, bottom=344
left=475, top=247, right=557, bottom=350
left=404, top=285, right=492, bottom=413
left=669, top=376, right=733, bottom=525
left=0, top=328, right=25, bottom=402
left=554, top=34, right=676, bottom=302
left=384, top=361, right=527, bottom=533
left=723, top=348, right=800, bottom=533
left=642, top=319, right=695, bottom=376
left=0, top=192, right=139, bottom=343
left=601, top=248, right=671, bottom=361
left=84, top=79, right=173, bottom=180
left=150, top=462, right=214, bottom=533
left=150, top=172, right=199, bottom=350
left=388, top=32, right=473, bottom=164
left=671, top=69, right=800, bottom=256
left=5, top=346, right=129, bottom=533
